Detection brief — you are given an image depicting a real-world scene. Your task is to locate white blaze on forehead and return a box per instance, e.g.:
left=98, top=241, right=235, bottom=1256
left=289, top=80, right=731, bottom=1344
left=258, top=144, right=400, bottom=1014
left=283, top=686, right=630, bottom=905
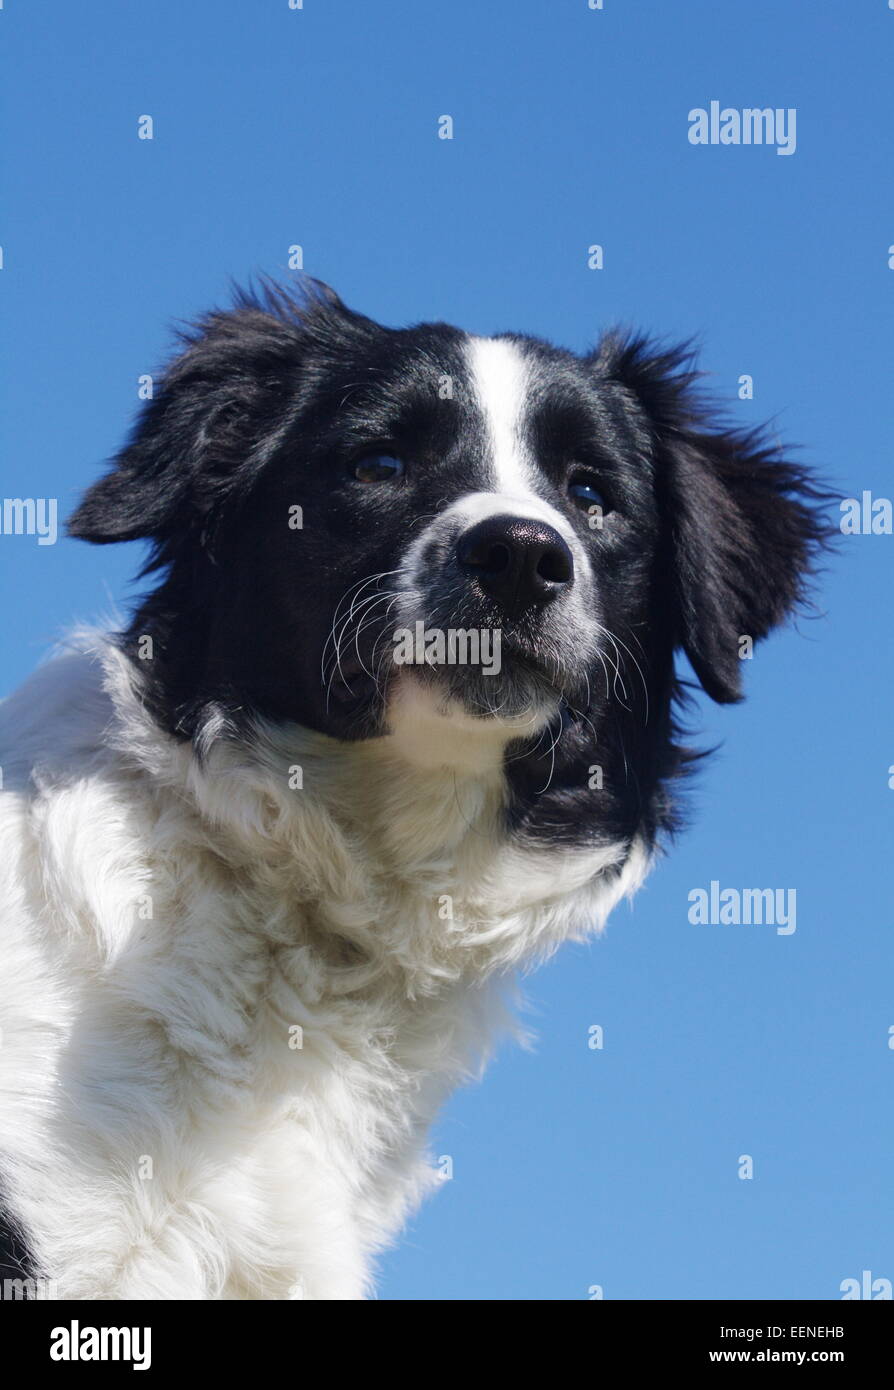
left=466, top=335, right=532, bottom=496
left=463, top=334, right=579, bottom=544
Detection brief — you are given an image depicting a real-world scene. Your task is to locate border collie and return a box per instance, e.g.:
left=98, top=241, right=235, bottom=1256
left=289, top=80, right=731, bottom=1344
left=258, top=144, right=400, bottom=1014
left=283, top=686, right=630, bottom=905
left=0, top=280, right=826, bottom=1299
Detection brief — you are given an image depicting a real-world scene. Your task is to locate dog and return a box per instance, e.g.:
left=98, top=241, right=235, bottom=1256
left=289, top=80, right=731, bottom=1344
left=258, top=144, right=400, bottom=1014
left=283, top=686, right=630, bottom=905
left=0, top=280, right=826, bottom=1299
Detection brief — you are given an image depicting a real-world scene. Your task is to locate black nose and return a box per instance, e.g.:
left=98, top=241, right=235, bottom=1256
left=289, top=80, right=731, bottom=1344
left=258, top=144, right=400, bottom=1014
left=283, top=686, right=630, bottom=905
left=456, top=514, right=574, bottom=611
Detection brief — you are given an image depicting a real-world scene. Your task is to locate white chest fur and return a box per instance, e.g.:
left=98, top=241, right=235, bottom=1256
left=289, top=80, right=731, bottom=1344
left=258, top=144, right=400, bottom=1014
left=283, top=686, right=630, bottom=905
left=0, top=640, right=647, bottom=1298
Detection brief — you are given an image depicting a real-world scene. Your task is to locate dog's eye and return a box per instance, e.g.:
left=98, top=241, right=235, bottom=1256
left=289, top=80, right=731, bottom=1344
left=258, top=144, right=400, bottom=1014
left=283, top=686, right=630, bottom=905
left=568, top=475, right=608, bottom=512
left=352, top=454, right=405, bottom=483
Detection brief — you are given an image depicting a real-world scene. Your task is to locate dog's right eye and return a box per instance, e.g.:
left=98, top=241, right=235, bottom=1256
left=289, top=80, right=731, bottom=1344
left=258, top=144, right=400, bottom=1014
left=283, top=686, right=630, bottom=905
left=352, top=455, right=405, bottom=483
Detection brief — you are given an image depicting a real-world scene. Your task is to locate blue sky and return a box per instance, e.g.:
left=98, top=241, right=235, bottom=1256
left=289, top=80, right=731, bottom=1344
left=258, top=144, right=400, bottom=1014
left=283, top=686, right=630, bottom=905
left=2, top=0, right=892, bottom=1300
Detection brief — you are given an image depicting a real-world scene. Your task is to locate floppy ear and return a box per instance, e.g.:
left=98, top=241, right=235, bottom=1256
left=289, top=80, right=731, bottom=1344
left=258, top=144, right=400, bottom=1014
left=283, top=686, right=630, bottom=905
left=67, top=278, right=350, bottom=551
left=596, top=334, right=830, bottom=703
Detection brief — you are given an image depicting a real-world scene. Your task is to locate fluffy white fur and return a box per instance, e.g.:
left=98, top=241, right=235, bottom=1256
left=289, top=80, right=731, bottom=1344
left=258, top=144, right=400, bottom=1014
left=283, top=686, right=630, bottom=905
left=0, top=633, right=648, bottom=1299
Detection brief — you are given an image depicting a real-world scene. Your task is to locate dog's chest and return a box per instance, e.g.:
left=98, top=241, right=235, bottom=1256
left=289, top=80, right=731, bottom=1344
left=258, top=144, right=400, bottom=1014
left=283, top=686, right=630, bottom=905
left=2, top=665, right=635, bottom=1296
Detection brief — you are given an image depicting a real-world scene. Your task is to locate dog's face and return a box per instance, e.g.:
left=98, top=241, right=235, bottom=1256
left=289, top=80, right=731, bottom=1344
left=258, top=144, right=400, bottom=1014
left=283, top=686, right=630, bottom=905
left=69, top=282, right=825, bottom=848
left=211, top=322, right=661, bottom=749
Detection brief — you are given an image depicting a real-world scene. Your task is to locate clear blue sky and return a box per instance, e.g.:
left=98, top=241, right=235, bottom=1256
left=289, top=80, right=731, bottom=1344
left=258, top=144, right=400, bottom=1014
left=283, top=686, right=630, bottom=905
left=2, top=0, right=891, bottom=1300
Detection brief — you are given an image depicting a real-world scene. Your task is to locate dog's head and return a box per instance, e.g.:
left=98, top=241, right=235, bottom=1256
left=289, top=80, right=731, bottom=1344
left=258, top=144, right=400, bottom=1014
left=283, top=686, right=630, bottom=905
left=69, top=280, right=828, bottom=848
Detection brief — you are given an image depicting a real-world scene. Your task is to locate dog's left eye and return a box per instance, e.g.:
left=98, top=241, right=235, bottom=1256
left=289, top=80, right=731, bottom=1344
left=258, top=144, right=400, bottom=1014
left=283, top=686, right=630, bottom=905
left=568, top=475, right=607, bottom=512
left=352, top=454, right=405, bottom=483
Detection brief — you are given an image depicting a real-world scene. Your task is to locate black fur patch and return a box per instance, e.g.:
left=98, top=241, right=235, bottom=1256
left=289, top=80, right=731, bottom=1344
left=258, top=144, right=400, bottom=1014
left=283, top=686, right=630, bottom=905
left=0, top=1203, right=36, bottom=1296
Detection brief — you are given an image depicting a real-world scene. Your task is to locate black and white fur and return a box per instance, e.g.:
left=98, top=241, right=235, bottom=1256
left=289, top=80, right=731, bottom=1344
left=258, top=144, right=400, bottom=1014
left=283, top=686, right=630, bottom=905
left=0, top=281, right=826, bottom=1298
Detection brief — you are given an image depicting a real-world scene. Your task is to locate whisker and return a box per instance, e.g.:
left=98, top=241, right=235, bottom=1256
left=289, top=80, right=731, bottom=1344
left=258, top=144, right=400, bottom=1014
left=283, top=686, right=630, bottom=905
left=595, top=621, right=649, bottom=723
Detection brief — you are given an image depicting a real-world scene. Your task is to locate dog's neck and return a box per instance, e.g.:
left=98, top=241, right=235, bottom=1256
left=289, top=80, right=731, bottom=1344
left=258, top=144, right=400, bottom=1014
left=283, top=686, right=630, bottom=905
left=105, top=638, right=646, bottom=999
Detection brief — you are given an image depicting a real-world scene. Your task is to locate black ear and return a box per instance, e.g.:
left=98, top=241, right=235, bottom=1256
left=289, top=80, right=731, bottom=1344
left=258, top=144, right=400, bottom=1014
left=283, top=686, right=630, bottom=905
left=67, top=278, right=352, bottom=550
left=596, top=334, right=831, bottom=703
